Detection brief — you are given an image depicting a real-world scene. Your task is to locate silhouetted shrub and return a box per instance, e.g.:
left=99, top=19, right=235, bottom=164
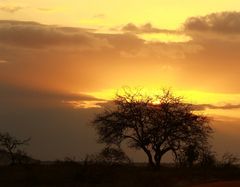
left=15, top=150, right=31, bottom=164
left=174, top=144, right=200, bottom=167
left=174, top=144, right=217, bottom=168
left=84, top=146, right=132, bottom=165
left=219, top=153, right=239, bottom=168
left=198, top=148, right=217, bottom=168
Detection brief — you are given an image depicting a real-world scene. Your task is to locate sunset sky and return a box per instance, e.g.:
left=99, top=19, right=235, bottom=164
left=0, top=0, right=240, bottom=161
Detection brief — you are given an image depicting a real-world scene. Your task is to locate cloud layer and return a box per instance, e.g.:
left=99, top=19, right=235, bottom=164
left=1, top=12, right=240, bottom=92
left=0, top=20, right=110, bottom=49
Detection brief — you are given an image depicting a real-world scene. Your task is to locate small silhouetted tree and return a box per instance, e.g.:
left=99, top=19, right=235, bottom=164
left=0, top=132, right=30, bottom=165
left=93, top=88, right=212, bottom=168
left=85, top=146, right=131, bottom=165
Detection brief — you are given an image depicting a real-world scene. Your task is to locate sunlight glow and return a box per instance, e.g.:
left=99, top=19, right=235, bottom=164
left=78, top=88, right=240, bottom=121
left=139, top=33, right=191, bottom=43
left=63, top=100, right=105, bottom=109
left=85, top=88, right=240, bottom=105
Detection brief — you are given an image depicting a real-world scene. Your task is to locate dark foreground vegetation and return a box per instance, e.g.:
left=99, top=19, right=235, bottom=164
left=0, top=162, right=240, bottom=187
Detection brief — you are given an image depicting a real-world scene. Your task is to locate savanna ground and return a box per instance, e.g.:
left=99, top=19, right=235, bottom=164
left=0, top=163, right=239, bottom=187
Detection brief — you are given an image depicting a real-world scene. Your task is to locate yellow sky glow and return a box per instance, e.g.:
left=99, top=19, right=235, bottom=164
left=1, top=0, right=240, bottom=29
left=77, top=89, right=240, bottom=120
left=85, top=88, right=240, bottom=104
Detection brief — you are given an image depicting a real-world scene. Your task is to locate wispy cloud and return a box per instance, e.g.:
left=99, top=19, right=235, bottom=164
left=193, top=103, right=240, bottom=111
left=0, top=59, right=8, bottom=64
left=121, top=23, right=179, bottom=34
left=120, top=23, right=190, bottom=43
left=37, top=7, right=66, bottom=13
left=93, top=14, right=106, bottom=19
left=0, top=4, right=25, bottom=13
left=37, top=7, right=54, bottom=12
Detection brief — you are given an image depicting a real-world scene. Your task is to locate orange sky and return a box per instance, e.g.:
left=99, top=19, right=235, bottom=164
left=0, top=1, right=240, bottom=160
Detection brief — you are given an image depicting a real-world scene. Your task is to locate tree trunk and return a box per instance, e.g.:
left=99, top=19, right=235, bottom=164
left=147, top=151, right=155, bottom=167
left=154, top=152, right=162, bottom=168
left=142, top=147, right=155, bottom=167
left=9, top=151, right=15, bottom=165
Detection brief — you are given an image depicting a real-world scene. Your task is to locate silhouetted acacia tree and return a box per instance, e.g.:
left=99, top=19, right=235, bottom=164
left=93, top=88, right=212, bottom=168
left=0, top=132, right=30, bottom=165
